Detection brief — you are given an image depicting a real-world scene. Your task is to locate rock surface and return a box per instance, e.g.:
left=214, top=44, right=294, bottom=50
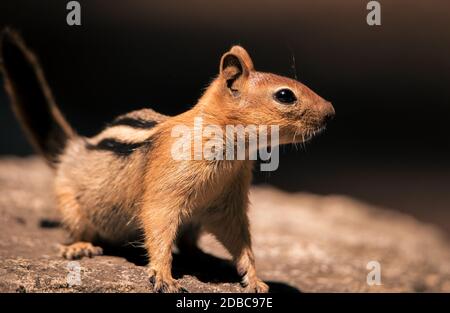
left=0, top=157, right=449, bottom=292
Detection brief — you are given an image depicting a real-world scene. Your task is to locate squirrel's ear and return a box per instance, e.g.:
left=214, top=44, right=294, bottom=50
left=219, top=46, right=254, bottom=94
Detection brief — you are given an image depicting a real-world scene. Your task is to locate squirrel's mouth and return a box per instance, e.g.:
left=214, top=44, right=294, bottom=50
left=305, top=126, right=326, bottom=141
left=291, top=125, right=326, bottom=144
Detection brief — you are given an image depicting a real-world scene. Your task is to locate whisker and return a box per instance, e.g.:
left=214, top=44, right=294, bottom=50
left=292, top=53, right=298, bottom=81
left=287, top=44, right=299, bottom=80
left=293, top=129, right=299, bottom=150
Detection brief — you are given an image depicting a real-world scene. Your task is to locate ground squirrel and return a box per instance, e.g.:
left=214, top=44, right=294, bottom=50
left=0, top=29, right=334, bottom=293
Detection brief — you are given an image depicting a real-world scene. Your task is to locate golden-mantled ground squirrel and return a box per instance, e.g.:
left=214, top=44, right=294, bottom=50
left=0, top=29, right=334, bottom=293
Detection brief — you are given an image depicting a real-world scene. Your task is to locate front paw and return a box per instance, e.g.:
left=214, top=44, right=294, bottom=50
left=242, top=277, right=269, bottom=293
left=148, top=268, right=187, bottom=293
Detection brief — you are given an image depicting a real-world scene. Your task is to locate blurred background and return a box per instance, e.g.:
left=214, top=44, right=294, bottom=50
left=0, top=0, right=449, bottom=234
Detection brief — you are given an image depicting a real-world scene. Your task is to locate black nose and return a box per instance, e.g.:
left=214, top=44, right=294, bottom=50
left=321, top=101, right=335, bottom=124
left=324, top=109, right=335, bottom=123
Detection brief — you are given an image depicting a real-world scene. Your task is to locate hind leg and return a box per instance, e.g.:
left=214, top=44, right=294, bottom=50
left=59, top=242, right=103, bottom=259
left=56, top=186, right=103, bottom=260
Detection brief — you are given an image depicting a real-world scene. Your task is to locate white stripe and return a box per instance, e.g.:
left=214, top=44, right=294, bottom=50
left=92, top=125, right=156, bottom=144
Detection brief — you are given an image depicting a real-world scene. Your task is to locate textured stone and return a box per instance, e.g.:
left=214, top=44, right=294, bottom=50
left=0, top=157, right=449, bottom=292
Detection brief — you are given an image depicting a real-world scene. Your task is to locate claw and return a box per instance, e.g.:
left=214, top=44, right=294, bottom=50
left=148, top=269, right=186, bottom=293
left=59, top=242, right=103, bottom=260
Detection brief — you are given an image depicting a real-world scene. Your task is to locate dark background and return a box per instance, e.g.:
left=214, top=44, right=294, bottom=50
left=0, top=0, right=449, bottom=233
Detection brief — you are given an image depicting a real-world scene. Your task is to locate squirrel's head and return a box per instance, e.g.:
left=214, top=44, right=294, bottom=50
left=202, top=46, right=335, bottom=145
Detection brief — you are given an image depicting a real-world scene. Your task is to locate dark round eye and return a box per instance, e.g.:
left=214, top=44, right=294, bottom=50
left=274, top=88, right=297, bottom=104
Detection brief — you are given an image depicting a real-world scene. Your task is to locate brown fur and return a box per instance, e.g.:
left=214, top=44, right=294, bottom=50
left=1, top=30, right=334, bottom=293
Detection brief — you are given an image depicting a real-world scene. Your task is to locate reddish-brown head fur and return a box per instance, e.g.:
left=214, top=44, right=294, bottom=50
left=196, top=45, right=335, bottom=145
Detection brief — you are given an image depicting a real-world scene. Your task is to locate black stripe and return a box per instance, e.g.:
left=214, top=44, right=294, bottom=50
left=86, top=138, right=147, bottom=156
left=109, top=117, right=158, bottom=129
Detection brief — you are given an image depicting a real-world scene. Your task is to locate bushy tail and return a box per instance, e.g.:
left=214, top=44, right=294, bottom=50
left=0, top=29, right=75, bottom=167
